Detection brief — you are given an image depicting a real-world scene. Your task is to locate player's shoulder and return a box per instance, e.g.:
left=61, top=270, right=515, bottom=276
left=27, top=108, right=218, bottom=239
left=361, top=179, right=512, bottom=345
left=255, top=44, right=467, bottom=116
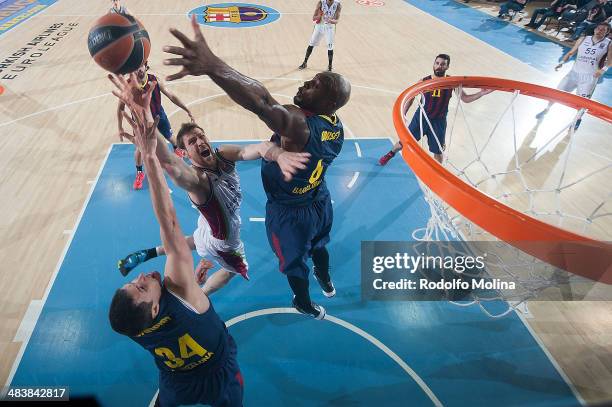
left=215, top=147, right=237, bottom=169
left=284, top=104, right=309, bottom=120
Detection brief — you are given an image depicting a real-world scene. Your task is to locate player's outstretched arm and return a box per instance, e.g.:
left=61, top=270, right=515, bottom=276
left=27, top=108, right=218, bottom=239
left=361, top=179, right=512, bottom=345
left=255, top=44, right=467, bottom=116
left=595, top=41, right=612, bottom=78
left=158, top=79, right=195, bottom=122
left=460, top=88, right=493, bottom=103
left=163, top=15, right=309, bottom=142
left=556, top=37, right=585, bottom=70
left=111, top=74, right=204, bottom=302
left=218, top=143, right=311, bottom=181
left=152, top=131, right=206, bottom=196
left=116, top=101, right=130, bottom=141
left=402, top=98, right=414, bottom=118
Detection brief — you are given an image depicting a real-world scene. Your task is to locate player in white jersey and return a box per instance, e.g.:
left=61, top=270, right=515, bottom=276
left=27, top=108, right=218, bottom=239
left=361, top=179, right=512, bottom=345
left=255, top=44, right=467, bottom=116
left=109, top=0, right=130, bottom=15
left=299, top=0, right=342, bottom=72
left=116, top=117, right=310, bottom=295
left=536, top=22, right=611, bottom=130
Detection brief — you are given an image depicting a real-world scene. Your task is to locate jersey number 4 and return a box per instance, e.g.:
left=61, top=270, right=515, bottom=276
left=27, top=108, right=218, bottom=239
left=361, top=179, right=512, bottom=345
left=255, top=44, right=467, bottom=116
left=154, top=333, right=209, bottom=369
left=309, top=159, right=324, bottom=184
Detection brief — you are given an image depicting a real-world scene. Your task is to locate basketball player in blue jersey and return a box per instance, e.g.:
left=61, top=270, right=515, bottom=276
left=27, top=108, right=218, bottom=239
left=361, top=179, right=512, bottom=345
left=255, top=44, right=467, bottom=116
left=163, top=16, right=351, bottom=319
left=108, top=76, right=244, bottom=407
left=117, top=61, right=195, bottom=189
left=379, top=54, right=491, bottom=165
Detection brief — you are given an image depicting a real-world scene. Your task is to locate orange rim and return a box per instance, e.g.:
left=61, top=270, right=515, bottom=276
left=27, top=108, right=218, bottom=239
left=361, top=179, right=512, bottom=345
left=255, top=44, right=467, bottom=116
left=393, top=76, right=612, bottom=284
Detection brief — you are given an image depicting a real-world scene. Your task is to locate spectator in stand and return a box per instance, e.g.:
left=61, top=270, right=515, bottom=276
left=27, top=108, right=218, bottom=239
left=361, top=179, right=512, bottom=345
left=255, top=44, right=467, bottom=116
left=526, top=0, right=573, bottom=29
left=570, top=0, right=607, bottom=39
left=498, top=0, right=529, bottom=19
left=560, top=0, right=597, bottom=24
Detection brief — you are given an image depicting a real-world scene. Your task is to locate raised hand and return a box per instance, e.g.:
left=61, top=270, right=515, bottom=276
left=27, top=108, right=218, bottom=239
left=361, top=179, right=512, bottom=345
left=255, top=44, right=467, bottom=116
left=195, top=258, right=215, bottom=285
left=120, top=109, right=159, bottom=157
left=163, top=15, right=219, bottom=81
left=109, top=72, right=155, bottom=122
left=276, top=151, right=311, bottom=181
left=117, top=131, right=132, bottom=142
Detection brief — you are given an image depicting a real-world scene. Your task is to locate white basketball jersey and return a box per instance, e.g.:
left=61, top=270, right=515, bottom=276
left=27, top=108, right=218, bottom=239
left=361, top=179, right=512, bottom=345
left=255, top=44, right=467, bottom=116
left=192, top=151, right=242, bottom=243
left=573, top=36, right=610, bottom=74
left=109, top=6, right=128, bottom=14
left=321, top=0, right=340, bottom=23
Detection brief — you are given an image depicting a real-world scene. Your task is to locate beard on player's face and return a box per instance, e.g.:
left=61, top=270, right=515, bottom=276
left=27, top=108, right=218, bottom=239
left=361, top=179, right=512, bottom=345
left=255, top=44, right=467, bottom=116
left=433, top=67, right=448, bottom=77
left=433, top=59, right=449, bottom=77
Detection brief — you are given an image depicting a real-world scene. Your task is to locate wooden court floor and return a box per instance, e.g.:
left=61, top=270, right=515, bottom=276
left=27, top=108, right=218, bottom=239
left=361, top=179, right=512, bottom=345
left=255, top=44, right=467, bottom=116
left=0, top=0, right=610, bottom=403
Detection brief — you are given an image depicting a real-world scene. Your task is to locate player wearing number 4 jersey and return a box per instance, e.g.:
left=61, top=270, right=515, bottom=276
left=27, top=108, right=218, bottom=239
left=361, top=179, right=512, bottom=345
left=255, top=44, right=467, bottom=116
left=162, top=15, right=351, bottom=320
left=536, top=23, right=611, bottom=130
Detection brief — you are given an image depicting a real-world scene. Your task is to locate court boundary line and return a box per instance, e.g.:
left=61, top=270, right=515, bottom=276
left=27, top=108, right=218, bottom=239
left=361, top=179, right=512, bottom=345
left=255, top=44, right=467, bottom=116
left=0, top=77, right=397, bottom=129
left=4, top=144, right=114, bottom=389
left=0, top=0, right=61, bottom=38
left=148, top=307, right=443, bottom=407
left=398, top=0, right=553, bottom=81
left=515, top=309, right=585, bottom=405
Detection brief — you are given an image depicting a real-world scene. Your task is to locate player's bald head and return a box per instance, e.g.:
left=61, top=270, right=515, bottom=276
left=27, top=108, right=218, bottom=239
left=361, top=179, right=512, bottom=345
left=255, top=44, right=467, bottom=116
left=318, top=72, right=351, bottom=112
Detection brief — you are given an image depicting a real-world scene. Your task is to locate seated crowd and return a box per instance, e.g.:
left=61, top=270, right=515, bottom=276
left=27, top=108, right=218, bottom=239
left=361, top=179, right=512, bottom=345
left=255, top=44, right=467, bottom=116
left=495, top=0, right=611, bottom=43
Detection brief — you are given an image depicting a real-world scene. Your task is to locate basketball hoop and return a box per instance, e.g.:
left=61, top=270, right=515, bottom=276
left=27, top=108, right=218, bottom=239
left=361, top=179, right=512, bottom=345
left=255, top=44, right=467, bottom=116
left=393, top=76, right=612, bottom=315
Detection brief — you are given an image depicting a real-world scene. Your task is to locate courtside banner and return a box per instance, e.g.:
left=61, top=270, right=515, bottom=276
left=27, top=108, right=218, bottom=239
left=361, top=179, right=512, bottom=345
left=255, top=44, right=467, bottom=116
left=0, top=0, right=57, bottom=36
left=361, top=241, right=611, bottom=302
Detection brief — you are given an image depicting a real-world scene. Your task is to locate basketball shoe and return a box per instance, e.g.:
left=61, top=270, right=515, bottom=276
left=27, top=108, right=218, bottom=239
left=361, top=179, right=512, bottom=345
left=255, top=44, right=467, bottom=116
left=133, top=171, right=145, bottom=190
left=292, top=296, right=326, bottom=320
left=378, top=151, right=395, bottom=166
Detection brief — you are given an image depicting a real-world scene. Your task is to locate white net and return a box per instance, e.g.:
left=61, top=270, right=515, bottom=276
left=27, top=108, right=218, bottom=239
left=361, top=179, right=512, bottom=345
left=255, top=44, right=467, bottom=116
left=400, top=80, right=612, bottom=317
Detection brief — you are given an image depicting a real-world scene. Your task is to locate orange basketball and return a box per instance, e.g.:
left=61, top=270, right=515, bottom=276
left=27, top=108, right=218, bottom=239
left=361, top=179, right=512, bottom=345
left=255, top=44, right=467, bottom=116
left=87, top=13, right=150, bottom=75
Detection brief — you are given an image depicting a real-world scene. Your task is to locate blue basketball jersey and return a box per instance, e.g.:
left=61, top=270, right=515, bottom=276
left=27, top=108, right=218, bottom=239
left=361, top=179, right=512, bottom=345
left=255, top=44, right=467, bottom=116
left=131, top=286, right=230, bottom=376
left=261, top=112, right=344, bottom=206
left=421, top=75, right=453, bottom=119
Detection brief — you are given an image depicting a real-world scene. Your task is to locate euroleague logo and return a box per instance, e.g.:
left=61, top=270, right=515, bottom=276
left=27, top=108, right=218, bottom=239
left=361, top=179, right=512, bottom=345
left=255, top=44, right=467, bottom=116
left=189, top=3, right=281, bottom=28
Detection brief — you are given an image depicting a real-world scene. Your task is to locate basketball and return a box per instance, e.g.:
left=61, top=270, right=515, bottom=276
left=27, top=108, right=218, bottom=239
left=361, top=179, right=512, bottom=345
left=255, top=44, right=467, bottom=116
left=87, top=13, right=150, bottom=75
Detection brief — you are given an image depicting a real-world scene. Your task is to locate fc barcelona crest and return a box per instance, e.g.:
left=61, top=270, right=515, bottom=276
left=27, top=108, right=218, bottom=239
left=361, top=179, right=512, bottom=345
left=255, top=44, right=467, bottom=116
left=189, top=3, right=281, bottom=28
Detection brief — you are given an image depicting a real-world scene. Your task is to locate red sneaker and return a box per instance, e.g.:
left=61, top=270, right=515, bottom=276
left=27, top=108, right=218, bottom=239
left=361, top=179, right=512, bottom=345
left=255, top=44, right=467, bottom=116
left=174, top=148, right=186, bottom=158
left=133, top=172, right=145, bottom=190
left=378, top=151, right=395, bottom=166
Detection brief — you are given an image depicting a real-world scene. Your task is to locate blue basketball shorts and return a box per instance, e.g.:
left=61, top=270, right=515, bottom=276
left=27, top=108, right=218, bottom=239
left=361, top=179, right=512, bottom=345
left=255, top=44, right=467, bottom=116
left=265, top=194, right=333, bottom=280
left=157, top=108, right=173, bottom=140
left=408, top=111, right=447, bottom=155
